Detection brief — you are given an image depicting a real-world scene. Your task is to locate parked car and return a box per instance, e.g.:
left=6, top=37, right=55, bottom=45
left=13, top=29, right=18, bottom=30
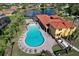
left=58, top=39, right=69, bottom=49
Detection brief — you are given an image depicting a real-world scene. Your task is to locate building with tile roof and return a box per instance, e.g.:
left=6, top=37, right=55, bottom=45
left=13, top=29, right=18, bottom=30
left=0, top=6, right=17, bottom=16
left=36, top=14, right=76, bottom=38
left=1, top=7, right=17, bottom=16
left=36, top=14, right=50, bottom=30
left=10, top=6, right=17, bottom=11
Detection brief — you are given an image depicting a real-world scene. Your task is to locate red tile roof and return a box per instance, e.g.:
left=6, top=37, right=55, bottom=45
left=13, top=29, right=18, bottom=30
left=2, top=9, right=14, bottom=14
left=10, top=6, right=17, bottom=11
left=63, top=21, right=75, bottom=28
left=50, top=21, right=66, bottom=29
left=0, top=6, right=17, bottom=16
left=36, top=14, right=50, bottom=29
left=36, top=14, right=75, bottom=29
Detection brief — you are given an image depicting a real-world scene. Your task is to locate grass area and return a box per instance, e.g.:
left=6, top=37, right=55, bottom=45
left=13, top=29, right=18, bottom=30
left=12, top=41, right=40, bottom=56
left=11, top=24, right=26, bottom=56
left=52, top=44, right=79, bottom=56
left=72, top=39, right=79, bottom=49
left=72, top=27, right=79, bottom=49
left=61, top=49, right=79, bottom=56
left=0, top=39, right=6, bottom=52
left=53, top=45, right=61, bottom=52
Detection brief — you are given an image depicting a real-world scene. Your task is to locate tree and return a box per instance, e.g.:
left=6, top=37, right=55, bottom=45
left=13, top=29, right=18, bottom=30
left=0, top=47, right=5, bottom=56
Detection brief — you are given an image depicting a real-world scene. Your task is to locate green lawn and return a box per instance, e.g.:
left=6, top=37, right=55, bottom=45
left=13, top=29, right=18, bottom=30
left=61, top=49, right=79, bottom=56
left=12, top=41, right=40, bottom=56
left=72, top=39, right=79, bottom=49
left=52, top=45, right=61, bottom=52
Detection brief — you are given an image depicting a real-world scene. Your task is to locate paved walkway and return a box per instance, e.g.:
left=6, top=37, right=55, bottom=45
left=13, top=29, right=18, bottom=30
left=39, top=26, right=57, bottom=53
left=37, top=23, right=57, bottom=53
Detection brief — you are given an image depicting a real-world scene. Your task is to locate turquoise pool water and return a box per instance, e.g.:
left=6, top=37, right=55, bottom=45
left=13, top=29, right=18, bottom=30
left=25, top=24, right=44, bottom=47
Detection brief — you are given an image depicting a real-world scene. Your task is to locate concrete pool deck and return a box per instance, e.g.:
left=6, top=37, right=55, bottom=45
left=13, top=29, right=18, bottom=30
left=18, top=19, right=57, bottom=55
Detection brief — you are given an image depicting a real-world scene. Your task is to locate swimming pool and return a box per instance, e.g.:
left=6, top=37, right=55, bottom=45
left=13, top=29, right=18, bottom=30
left=25, top=23, right=44, bottom=47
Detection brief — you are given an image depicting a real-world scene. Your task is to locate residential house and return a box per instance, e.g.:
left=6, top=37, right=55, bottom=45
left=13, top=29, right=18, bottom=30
left=10, top=6, right=17, bottom=11
left=2, top=9, right=15, bottom=16
left=2, top=6, right=17, bottom=16
left=0, top=6, right=17, bottom=16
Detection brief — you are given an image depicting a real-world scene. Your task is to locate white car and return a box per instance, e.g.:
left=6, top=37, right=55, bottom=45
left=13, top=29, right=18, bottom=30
left=58, top=39, right=69, bottom=49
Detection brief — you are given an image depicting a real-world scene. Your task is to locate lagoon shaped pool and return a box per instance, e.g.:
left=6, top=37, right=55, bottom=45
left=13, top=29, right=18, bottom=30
left=25, top=24, right=44, bottom=47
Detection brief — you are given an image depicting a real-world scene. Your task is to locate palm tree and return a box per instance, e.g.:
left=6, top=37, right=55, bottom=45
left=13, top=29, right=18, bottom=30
left=66, top=29, right=79, bottom=44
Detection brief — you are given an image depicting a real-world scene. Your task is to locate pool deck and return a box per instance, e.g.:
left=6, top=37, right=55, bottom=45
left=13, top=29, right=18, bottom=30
left=18, top=19, right=57, bottom=55
left=38, top=23, right=57, bottom=52
left=39, top=28, right=56, bottom=54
